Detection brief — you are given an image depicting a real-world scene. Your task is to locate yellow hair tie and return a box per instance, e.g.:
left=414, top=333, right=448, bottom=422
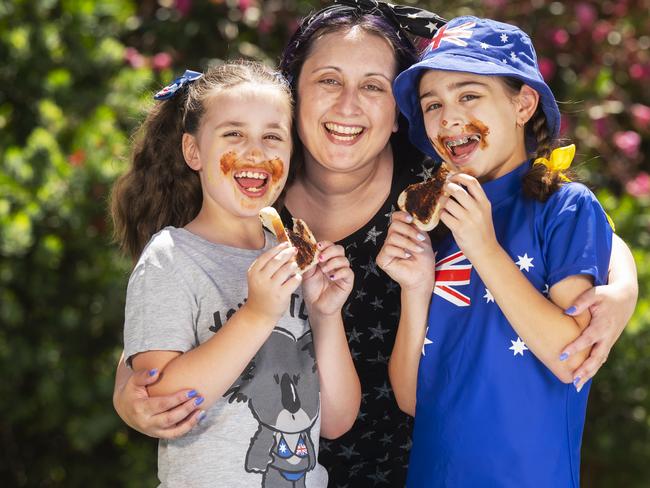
left=533, top=144, right=616, bottom=232
left=533, top=144, right=575, bottom=182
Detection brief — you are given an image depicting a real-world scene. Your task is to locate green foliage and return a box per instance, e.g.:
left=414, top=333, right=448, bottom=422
left=1, top=0, right=648, bottom=486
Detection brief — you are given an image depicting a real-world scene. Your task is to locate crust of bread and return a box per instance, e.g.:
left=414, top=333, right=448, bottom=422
left=397, top=164, right=450, bottom=231
left=259, top=207, right=320, bottom=274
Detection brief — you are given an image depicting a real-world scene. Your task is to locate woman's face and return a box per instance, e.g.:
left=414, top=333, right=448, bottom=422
left=296, top=27, right=399, bottom=174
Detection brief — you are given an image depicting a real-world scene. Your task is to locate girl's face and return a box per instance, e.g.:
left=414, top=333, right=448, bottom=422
left=184, top=84, right=292, bottom=218
left=419, top=70, right=536, bottom=181
left=296, top=27, right=399, bottom=173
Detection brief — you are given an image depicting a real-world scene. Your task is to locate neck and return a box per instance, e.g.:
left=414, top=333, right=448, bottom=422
left=185, top=204, right=265, bottom=250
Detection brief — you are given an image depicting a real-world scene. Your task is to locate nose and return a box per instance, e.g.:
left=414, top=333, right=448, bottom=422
left=243, top=146, right=264, bottom=163
left=333, top=85, right=361, bottom=117
left=440, top=105, right=463, bottom=130
left=280, top=373, right=301, bottom=414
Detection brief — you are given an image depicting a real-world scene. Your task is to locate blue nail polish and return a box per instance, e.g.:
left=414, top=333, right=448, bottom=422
left=194, top=396, right=204, bottom=406
left=198, top=411, right=207, bottom=423
left=572, top=376, right=580, bottom=387
left=187, top=389, right=197, bottom=399
left=564, top=306, right=577, bottom=315
left=148, top=368, right=158, bottom=377
left=559, top=352, right=569, bottom=361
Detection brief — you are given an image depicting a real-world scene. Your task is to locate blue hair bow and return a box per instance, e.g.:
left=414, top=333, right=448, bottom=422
left=154, top=69, right=203, bottom=100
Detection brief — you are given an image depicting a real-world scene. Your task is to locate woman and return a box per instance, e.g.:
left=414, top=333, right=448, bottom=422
left=113, top=1, right=638, bottom=486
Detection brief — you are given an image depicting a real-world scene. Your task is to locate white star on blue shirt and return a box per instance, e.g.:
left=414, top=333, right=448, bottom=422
left=509, top=337, right=529, bottom=356
left=501, top=33, right=509, bottom=43
left=422, top=327, right=433, bottom=355
left=483, top=288, right=495, bottom=303
left=480, top=42, right=489, bottom=49
left=516, top=253, right=535, bottom=272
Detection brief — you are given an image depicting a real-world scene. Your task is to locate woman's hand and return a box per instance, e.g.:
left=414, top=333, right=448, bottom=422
left=245, top=242, right=302, bottom=323
left=376, top=211, right=435, bottom=294
left=302, top=241, right=354, bottom=316
left=113, top=359, right=204, bottom=439
left=561, top=284, right=635, bottom=390
left=440, top=173, right=499, bottom=264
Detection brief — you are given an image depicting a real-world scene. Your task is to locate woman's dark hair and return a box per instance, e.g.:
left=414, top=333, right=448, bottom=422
left=501, top=77, right=573, bottom=202
left=279, top=8, right=424, bottom=183
left=111, top=60, right=293, bottom=260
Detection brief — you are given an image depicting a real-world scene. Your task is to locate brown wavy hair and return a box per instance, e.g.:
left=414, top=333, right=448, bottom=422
left=501, top=77, right=574, bottom=202
left=110, top=61, right=292, bottom=260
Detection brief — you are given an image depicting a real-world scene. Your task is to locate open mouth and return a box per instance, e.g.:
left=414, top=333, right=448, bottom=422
left=324, top=122, right=365, bottom=142
left=444, top=134, right=481, bottom=158
left=233, top=169, right=270, bottom=196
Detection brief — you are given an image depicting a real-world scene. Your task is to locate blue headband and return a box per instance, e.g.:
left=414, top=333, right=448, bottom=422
left=393, top=16, right=561, bottom=162
left=154, top=69, right=203, bottom=101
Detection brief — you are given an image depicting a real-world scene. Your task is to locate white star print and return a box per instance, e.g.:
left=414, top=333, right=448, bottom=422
left=407, top=13, right=418, bottom=19
left=417, top=164, right=435, bottom=180
left=516, top=253, right=534, bottom=272
left=542, top=284, right=550, bottom=296
left=509, top=337, right=528, bottom=356
left=364, top=226, right=383, bottom=245
left=360, top=258, right=380, bottom=278
left=337, top=443, right=360, bottom=460
left=502, top=58, right=508, bottom=63
left=480, top=42, right=489, bottom=49
left=426, top=21, right=438, bottom=33
left=348, top=327, right=363, bottom=343
left=483, top=288, right=494, bottom=303
left=510, top=51, right=517, bottom=60
left=422, top=327, right=433, bottom=355
left=384, top=204, right=396, bottom=220
left=355, top=288, right=367, bottom=301
left=374, top=382, right=391, bottom=399
left=368, top=322, right=389, bottom=341
left=500, top=33, right=508, bottom=43
left=370, top=296, right=384, bottom=310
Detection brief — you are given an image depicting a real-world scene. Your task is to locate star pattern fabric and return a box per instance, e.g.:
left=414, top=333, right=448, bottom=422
left=281, top=153, right=430, bottom=487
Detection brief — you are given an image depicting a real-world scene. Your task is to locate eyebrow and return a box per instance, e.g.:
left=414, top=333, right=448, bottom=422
left=419, top=80, right=490, bottom=100
left=216, top=121, right=288, bottom=131
left=312, top=66, right=393, bottom=82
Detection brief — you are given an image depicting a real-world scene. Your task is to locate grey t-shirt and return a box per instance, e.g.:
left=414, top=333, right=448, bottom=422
left=124, top=227, right=328, bottom=488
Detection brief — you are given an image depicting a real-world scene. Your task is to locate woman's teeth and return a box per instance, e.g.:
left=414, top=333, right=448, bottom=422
left=325, top=122, right=364, bottom=141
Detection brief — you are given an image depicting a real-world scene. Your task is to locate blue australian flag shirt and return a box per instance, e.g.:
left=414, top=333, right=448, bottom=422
left=407, top=161, right=613, bottom=488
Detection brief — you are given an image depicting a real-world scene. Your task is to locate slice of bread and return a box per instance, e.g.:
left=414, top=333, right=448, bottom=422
left=397, top=164, right=451, bottom=231
left=259, top=207, right=320, bottom=274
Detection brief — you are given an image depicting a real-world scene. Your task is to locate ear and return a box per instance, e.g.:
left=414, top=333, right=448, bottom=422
left=516, top=85, right=540, bottom=126
left=182, top=132, right=202, bottom=171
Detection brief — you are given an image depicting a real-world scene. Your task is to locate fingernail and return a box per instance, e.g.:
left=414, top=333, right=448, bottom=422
left=559, top=352, right=569, bottom=361
left=576, top=383, right=584, bottom=393
left=194, top=396, right=204, bottom=406
left=404, top=252, right=411, bottom=258
left=187, top=389, right=198, bottom=399
left=318, top=254, right=324, bottom=261
left=329, top=274, right=335, bottom=280
left=564, top=306, right=577, bottom=315
left=572, top=376, right=580, bottom=387
left=198, top=410, right=207, bottom=423
left=317, top=242, right=323, bottom=249
left=417, top=233, right=426, bottom=241
left=415, top=246, right=424, bottom=253
left=148, top=368, right=158, bottom=377
left=405, top=214, right=413, bottom=223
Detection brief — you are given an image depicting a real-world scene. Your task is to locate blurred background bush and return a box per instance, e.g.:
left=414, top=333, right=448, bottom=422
left=0, top=0, right=648, bottom=486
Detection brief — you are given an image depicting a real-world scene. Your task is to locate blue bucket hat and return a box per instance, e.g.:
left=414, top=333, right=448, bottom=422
left=393, top=16, right=560, bottom=162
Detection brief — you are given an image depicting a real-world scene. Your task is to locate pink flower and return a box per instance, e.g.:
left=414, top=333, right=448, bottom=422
left=592, top=21, right=612, bottom=43
left=559, top=114, right=571, bottom=137
left=613, top=130, right=641, bottom=158
left=238, top=0, right=253, bottom=11
left=152, top=52, right=173, bottom=71
left=124, top=47, right=146, bottom=69
left=175, top=0, right=192, bottom=16
left=538, top=58, right=556, bottom=81
left=631, top=104, right=650, bottom=129
left=552, top=29, right=569, bottom=47
left=575, top=2, right=597, bottom=29
left=626, top=172, right=650, bottom=198
left=593, top=117, right=609, bottom=139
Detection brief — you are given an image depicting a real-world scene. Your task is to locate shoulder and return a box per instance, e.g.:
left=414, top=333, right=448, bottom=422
left=136, top=227, right=183, bottom=270
left=542, top=182, right=603, bottom=215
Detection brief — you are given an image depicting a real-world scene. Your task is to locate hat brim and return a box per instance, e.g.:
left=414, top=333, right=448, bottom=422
left=394, top=52, right=560, bottom=162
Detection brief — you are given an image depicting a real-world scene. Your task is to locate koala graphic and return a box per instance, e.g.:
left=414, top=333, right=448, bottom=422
left=224, top=327, right=320, bottom=488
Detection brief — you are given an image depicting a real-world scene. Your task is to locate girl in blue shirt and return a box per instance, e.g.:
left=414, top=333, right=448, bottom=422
left=377, top=16, right=615, bottom=487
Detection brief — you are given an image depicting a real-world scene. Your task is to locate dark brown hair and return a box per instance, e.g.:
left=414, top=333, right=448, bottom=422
left=501, top=77, right=573, bottom=202
left=110, top=61, right=292, bottom=260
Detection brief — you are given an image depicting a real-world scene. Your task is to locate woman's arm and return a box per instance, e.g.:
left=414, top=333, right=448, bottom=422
left=561, top=234, right=638, bottom=390
left=113, top=352, right=204, bottom=438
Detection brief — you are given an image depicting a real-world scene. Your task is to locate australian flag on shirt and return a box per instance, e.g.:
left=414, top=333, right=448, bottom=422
left=407, top=162, right=613, bottom=488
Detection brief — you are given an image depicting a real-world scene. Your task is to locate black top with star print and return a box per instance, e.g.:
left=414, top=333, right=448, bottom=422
left=281, top=150, right=435, bottom=488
